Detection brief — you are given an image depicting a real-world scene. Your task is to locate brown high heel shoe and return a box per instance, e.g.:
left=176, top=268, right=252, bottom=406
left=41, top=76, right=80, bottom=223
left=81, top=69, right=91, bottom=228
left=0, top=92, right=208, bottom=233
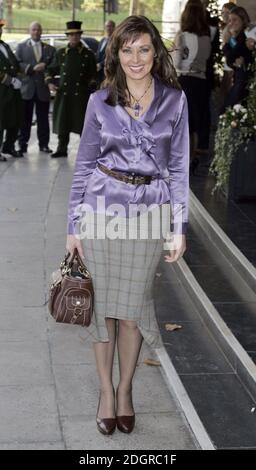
left=96, top=389, right=116, bottom=436
left=116, top=387, right=135, bottom=434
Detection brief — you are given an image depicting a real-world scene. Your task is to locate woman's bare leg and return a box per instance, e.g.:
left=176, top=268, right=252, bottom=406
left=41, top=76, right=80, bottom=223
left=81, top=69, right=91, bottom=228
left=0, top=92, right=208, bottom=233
left=93, top=318, right=117, bottom=418
left=116, top=319, right=143, bottom=415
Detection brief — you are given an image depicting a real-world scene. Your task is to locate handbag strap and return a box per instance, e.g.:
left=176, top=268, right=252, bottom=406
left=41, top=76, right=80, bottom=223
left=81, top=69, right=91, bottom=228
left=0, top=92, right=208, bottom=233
left=62, top=248, right=91, bottom=278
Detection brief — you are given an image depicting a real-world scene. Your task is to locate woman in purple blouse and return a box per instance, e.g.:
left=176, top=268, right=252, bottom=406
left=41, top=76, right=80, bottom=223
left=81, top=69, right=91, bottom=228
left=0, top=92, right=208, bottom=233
left=66, top=16, right=189, bottom=436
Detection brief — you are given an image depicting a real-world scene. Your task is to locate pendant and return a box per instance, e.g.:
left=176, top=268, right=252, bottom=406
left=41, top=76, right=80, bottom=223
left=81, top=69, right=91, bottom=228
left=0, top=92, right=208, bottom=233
left=134, top=102, right=140, bottom=117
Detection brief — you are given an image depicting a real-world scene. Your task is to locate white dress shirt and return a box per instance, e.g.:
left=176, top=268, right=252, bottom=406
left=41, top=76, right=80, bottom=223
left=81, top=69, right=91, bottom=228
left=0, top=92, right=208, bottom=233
left=30, top=39, right=42, bottom=62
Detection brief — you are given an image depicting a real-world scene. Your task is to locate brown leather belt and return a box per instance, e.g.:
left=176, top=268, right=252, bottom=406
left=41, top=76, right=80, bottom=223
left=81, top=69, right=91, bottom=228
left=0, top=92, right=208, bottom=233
left=97, top=163, right=156, bottom=185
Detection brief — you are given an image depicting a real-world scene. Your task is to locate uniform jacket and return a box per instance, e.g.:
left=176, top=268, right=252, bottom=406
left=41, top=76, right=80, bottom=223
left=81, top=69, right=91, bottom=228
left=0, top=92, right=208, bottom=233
left=67, top=78, right=189, bottom=235
left=15, top=39, right=56, bottom=101
left=0, top=40, right=21, bottom=130
left=45, top=42, right=97, bottom=135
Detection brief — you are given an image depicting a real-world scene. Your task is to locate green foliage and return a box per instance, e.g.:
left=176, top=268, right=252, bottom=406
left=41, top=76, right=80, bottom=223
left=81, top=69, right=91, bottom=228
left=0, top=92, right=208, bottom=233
left=81, top=0, right=102, bottom=12
left=13, top=0, right=75, bottom=8
left=81, top=0, right=164, bottom=16
left=135, top=0, right=164, bottom=17
left=9, top=8, right=128, bottom=32
left=9, top=1, right=165, bottom=33
left=210, top=54, right=256, bottom=193
left=13, top=0, right=164, bottom=16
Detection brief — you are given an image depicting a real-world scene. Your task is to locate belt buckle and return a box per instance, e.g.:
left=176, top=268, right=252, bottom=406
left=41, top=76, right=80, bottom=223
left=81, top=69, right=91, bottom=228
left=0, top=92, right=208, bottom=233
left=127, top=173, right=136, bottom=184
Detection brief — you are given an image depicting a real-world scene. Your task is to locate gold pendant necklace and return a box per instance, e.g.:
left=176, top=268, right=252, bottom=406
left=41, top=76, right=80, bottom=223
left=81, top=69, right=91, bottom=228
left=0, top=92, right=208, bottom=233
left=128, top=77, right=153, bottom=117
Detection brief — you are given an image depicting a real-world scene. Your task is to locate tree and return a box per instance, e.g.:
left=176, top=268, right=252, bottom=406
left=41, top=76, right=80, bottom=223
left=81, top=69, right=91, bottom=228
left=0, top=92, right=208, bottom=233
left=6, top=0, right=13, bottom=30
left=0, top=0, right=4, bottom=18
left=13, top=0, right=74, bottom=8
left=82, top=0, right=102, bottom=12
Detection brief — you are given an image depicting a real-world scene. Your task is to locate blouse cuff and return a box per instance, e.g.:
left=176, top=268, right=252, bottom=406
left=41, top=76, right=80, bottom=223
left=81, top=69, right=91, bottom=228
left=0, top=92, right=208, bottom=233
left=171, top=222, right=188, bottom=235
left=67, top=221, right=78, bottom=236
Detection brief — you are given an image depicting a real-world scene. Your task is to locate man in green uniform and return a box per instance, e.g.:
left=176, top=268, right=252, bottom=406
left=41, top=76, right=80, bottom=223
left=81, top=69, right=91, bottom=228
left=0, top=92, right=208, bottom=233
left=0, top=19, right=23, bottom=161
left=45, top=21, right=97, bottom=158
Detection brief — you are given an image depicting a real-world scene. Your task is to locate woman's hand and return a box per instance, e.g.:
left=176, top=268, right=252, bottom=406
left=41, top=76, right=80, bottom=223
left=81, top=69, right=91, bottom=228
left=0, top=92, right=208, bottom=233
left=246, top=38, right=255, bottom=51
left=234, top=56, right=244, bottom=68
left=66, top=234, right=85, bottom=260
left=48, top=83, right=58, bottom=94
left=164, top=234, right=186, bottom=263
left=33, top=62, right=46, bottom=72
left=222, top=27, right=232, bottom=45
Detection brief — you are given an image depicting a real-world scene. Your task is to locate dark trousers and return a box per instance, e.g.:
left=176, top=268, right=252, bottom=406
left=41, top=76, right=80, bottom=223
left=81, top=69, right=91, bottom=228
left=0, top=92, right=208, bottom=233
left=179, top=75, right=210, bottom=150
left=19, top=94, right=50, bottom=150
left=56, top=133, right=83, bottom=154
left=197, top=83, right=211, bottom=150
left=0, top=128, right=19, bottom=151
left=57, top=133, right=70, bottom=153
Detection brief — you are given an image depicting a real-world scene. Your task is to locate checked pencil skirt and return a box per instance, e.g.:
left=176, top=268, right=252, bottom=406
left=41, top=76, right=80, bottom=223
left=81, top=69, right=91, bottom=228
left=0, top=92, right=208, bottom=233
left=80, top=203, right=171, bottom=349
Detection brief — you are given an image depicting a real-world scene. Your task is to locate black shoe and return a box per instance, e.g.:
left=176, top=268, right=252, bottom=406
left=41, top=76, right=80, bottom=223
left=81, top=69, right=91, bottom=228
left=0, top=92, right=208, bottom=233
left=40, top=146, right=53, bottom=153
left=2, top=148, right=24, bottom=158
left=51, top=151, right=68, bottom=158
left=0, top=153, right=7, bottom=162
left=14, top=150, right=24, bottom=158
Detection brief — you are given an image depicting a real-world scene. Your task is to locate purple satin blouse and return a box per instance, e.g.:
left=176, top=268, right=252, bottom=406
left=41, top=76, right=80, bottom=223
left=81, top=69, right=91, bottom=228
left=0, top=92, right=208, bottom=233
left=67, top=77, right=189, bottom=235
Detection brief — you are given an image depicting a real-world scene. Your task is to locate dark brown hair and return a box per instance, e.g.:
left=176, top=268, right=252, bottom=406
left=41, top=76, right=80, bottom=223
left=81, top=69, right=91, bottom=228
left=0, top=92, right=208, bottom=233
left=186, top=0, right=203, bottom=5
left=102, top=15, right=181, bottom=107
left=181, top=3, right=210, bottom=36
left=222, top=2, right=236, bottom=12
left=229, top=6, right=250, bottom=30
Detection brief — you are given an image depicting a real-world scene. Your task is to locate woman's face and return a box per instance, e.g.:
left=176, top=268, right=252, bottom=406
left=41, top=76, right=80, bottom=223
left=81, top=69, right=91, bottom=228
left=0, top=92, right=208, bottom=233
left=118, top=33, right=155, bottom=81
left=221, top=7, right=230, bottom=24
left=228, top=13, right=244, bottom=34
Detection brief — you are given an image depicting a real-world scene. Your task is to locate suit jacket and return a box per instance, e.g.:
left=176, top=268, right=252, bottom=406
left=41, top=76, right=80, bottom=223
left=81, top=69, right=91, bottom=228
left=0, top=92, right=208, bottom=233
left=95, top=37, right=108, bottom=82
left=15, top=39, right=56, bottom=101
left=67, top=78, right=189, bottom=235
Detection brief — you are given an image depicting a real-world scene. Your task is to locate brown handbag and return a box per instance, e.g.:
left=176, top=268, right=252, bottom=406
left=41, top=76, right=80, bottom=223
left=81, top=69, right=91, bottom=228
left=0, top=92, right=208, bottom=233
left=48, top=248, right=94, bottom=326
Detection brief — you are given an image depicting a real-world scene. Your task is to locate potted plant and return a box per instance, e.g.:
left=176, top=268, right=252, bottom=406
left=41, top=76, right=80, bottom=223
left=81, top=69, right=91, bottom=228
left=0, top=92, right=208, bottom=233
left=210, top=53, right=256, bottom=200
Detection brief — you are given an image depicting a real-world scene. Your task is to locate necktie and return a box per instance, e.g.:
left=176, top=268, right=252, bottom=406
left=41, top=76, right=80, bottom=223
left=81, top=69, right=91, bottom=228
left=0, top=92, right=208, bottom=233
left=33, top=42, right=41, bottom=62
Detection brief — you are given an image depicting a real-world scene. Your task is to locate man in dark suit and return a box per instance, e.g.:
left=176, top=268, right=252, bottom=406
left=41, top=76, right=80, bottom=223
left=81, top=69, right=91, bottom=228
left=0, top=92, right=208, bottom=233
left=15, top=22, right=56, bottom=154
left=45, top=21, right=97, bottom=158
left=0, top=19, right=22, bottom=160
left=96, top=20, right=115, bottom=83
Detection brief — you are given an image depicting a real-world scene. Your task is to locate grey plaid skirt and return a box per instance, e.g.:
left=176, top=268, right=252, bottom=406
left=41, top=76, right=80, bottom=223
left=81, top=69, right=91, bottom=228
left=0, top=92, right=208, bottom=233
left=80, top=204, right=170, bottom=349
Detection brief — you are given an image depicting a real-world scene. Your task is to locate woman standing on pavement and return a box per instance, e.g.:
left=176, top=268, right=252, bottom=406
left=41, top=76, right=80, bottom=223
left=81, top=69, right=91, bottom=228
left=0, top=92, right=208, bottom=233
left=219, top=2, right=236, bottom=109
left=66, top=16, right=189, bottom=435
left=171, top=2, right=211, bottom=174
left=222, top=6, right=253, bottom=110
